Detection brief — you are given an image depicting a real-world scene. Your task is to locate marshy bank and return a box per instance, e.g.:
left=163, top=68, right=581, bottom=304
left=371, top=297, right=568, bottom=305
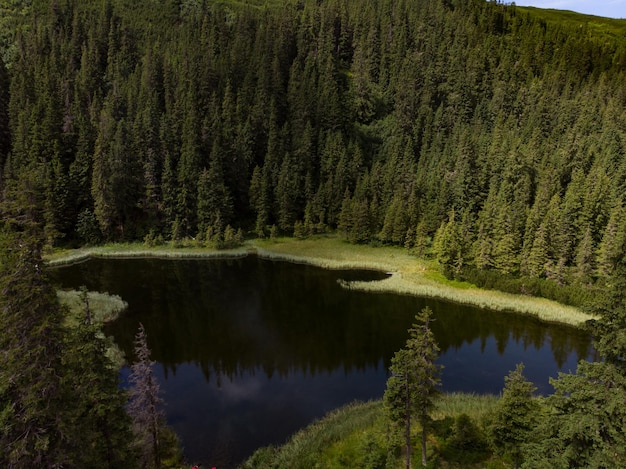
left=46, top=235, right=594, bottom=327
left=239, top=394, right=504, bottom=469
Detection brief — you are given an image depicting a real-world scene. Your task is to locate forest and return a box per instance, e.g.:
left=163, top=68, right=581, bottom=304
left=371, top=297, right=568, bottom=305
left=1, top=0, right=626, bottom=299
left=2, top=0, right=626, bottom=467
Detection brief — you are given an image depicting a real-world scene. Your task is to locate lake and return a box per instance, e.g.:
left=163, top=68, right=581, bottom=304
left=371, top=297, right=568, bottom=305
left=49, top=256, right=594, bottom=468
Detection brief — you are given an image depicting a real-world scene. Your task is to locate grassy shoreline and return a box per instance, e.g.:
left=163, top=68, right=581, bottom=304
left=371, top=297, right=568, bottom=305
left=45, top=235, right=594, bottom=327
left=239, top=394, right=503, bottom=469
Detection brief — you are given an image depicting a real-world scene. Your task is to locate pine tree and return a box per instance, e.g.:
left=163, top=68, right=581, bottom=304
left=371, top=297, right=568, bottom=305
left=492, top=205, right=521, bottom=276
left=530, top=361, right=626, bottom=468
left=596, top=202, right=626, bottom=281
left=528, top=260, right=626, bottom=468
left=433, top=211, right=469, bottom=277
left=196, top=150, right=233, bottom=236
left=574, top=226, right=595, bottom=284
left=0, top=56, right=9, bottom=191
left=384, top=307, right=441, bottom=468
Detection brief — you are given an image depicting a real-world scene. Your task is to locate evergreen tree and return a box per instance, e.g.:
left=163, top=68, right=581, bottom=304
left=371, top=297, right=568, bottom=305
left=0, top=56, right=9, bottom=190
left=433, top=211, right=471, bottom=277
left=62, top=321, right=137, bottom=468
left=574, top=226, right=595, bottom=284
left=0, top=229, right=68, bottom=467
left=596, top=202, right=626, bottom=281
left=3, top=0, right=626, bottom=291
left=196, top=150, right=233, bottom=236
left=127, top=323, right=181, bottom=469
left=488, top=363, right=539, bottom=469
left=529, top=361, right=626, bottom=468
left=384, top=307, right=442, bottom=468
left=528, top=260, right=626, bottom=468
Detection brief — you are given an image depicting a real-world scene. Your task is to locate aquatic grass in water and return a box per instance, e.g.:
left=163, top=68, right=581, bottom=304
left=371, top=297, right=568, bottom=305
left=57, top=289, right=128, bottom=326
left=252, top=237, right=594, bottom=326
left=343, top=274, right=592, bottom=327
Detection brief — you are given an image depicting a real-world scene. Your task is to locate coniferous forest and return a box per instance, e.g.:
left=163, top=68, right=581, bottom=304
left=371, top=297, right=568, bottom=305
left=1, top=0, right=625, bottom=296
left=3, top=0, right=626, bottom=467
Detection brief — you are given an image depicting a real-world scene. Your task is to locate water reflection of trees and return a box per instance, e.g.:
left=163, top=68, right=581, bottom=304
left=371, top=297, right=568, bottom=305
left=50, top=257, right=594, bottom=383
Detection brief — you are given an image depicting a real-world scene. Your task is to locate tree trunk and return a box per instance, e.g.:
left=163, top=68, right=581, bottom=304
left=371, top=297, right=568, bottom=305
left=405, top=378, right=411, bottom=469
left=421, top=410, right=427, bottom=467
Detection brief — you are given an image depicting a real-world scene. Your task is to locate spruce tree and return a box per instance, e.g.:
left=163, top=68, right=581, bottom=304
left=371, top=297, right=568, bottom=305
left=62, top=321, right=137, bottom=468
left=127, top=323, right=181, bottom=469
left=488, top=363, right=539, bottom=469
left=0, top=229, right=67, bottom=466
left=528, top=259, right=626, bottom=468
left=384, top=307, right=441, bottom=468
left=0, top=56, right=9, bottom=189
left=0, top=222, right=138, bottom=467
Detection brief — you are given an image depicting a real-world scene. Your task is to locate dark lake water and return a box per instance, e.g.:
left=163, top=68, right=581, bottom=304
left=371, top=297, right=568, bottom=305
left=49, top=256, right=594, bottom=468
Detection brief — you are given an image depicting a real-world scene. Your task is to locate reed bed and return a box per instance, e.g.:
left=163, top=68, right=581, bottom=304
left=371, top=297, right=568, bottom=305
left=252, top=237, right=593, bottom=327
left=46, top=243, right=249, bottom=267
left=57, top=289, right=129, bottom=326
left=432, top=392, right=500, bottom=422
left=344, top=274, right=593, bottom=326
left=252, top=236, right=422, bottom=272
left=240, top=400, right=385, bottom=469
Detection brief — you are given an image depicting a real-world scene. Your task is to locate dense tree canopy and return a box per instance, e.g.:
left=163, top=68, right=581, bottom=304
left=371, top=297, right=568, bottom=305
left=2, top=0, right=626, bottom=464
left=0, top=225, right=136, bottom=467
left=0, top=0, right=625, bottom=302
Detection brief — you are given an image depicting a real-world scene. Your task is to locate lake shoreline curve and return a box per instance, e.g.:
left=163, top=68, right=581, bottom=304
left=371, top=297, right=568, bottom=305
left=44, top=237, right=594, bottom=327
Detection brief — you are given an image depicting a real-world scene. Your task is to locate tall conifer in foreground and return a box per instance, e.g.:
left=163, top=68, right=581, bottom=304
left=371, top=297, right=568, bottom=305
left=0, top=227, right=69, bottom=467
left=127, top=323, right=182, bottom=469
left=384, top=307, right=441, bottom=468
left=62, top=300, right=137, bottom=468
left=526, top=257, right=626, bottom=468
left=488, top=363, right=539, bottom=469
left=128, top=323, right=165, bottom=469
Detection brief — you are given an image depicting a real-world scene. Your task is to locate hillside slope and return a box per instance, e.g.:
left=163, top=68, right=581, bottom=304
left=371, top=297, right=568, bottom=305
left=1, top=0, right=626, bottom=298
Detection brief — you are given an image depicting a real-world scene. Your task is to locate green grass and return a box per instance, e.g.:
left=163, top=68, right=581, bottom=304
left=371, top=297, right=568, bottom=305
left=239, top=400, right=394, bottom=469
left=518, top=6, right=626, bottom=37
left=239, top=394, right=504, bottom=469
left=57, top=289, right=128, bottom=327
left=432, top=393, right=500, bottom=423
left=45, top=235, right=595, bottom=327
left=46, top=241, right=249, bottom=267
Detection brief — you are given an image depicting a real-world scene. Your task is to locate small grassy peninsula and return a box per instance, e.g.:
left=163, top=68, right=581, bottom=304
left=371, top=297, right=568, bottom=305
left=252, top=236, right=593, bottom=327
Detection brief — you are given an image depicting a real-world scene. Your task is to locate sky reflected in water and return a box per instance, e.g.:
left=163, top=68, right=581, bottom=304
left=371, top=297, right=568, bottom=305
left=50, top=256, right=594, bottom=467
